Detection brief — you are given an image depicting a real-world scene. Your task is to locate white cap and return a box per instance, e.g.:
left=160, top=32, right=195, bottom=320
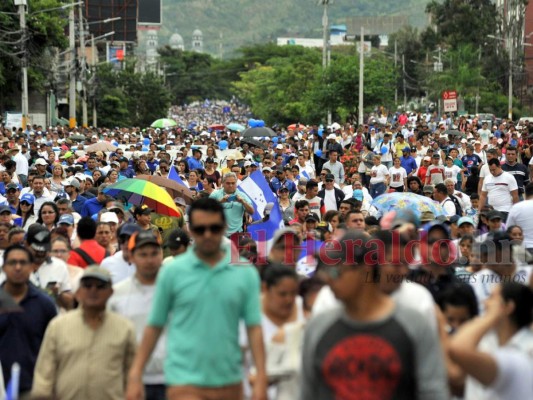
left=327, top=133, right=337, bottom=140
left=100, top=212, right=119, bottom=224
left=74, top=172, right=86, bottom=181
left=276, top=144, right=284, bottom=150
left=244, top=161, right=252, bottom=167
left=34, top=158, right=48, bottom=166
left=461, top=138, right=467, bottom=143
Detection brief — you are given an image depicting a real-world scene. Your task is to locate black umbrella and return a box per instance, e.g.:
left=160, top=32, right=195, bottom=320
left=69, top=134, right=86, bottom=142
left=240, top=137, right=267, bottom=149
left=443, top=130, right=463, bottom=137
left=241, top=127, right=277, bottom=138
left=0, top=289, right=22, bottom=314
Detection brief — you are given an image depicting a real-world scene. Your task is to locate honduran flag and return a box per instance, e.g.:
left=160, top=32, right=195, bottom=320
left=238, top=171, right=284, bottom=254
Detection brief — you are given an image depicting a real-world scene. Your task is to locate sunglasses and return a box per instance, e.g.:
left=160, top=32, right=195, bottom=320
left=21, top=201, right=31, bottom=206
left=326, top=179, right=334, bottom=183
left=190, top=223, right=225, bottom=235
left=81, top=281, right=109, bottom=290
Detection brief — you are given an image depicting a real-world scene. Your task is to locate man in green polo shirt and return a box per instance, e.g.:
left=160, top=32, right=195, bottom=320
left=209, top=172, right=254, bottom=235
left=126, top=197, right=267, bottom=400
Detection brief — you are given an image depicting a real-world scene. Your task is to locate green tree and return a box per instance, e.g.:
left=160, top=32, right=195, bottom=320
left=0, top=0, right=68, bottom=110
left=94, top=62, right=171, bottom=127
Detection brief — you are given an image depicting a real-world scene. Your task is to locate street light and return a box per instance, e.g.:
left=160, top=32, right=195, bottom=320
left=487, top=34, right=513, bottom=120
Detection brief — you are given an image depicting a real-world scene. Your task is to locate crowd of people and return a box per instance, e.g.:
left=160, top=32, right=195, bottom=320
left=0, top=111, right=532, bottom=400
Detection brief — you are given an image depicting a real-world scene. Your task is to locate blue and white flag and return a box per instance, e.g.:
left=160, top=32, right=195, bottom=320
left=238, top=171, right=284, bottom=244
left=168, top=165, right=187, bottom=187
left=6, top=362, right=20, bottom=400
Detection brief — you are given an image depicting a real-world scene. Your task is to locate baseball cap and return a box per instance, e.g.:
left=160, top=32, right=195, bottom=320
left=305, top=213, right=320, bottom=223
left=243, top=161, right=252, bottom=167
left=327, top=133, right=337, bottom=140
left=174, top=197, right=187, bottom=206
left=325, top=173, right=335, bottom=181
left=20, top=193, right=35, bottom=205
left=74, top=172, right=86, bottom=182
left=117, top=223, right=141, bottom=238
left=487, top=210, right=503, bottom=221
left=62, top=177, right=80, bottom=189
left=81, top=266, right=112, bottom=284
left=275, top=144, right=284, bottom=150
left=118, top=157, right=129, bottom=163
left=97, top=183, right=108, bottom=193
left=6, top=183, right=18, bottom=191
left=58, top=214, right=75, bottom=226
left=60, top=151, right=74, bottom=159
left=134, top=204, right=152, bottom=215
left=402, top=146, right=410, bottom=152
left=28, top=228, right=51, bottom=252
left=0, top=205, right=11, bottom=214
left=271, top=228, right=300, bottom=248
left=457, top=216, right=475, bottom=227
left=128, top=230, right=161, bottom=251
left=423, top=185, right=434, bottom=193
left=423, top=156, right=431, bottom=162
left=164, top=229, right=190, bottom=250
left=432, top=153, right=441, bottom=158
left=352, top=189, right=364, bottom=201
left=278, top=186, right=289, bottom=192
left=262, top=167, right=272, bottom=172
left=34, top=158, right=48, bottom=166
left=100, top=212, right=119, bottom=224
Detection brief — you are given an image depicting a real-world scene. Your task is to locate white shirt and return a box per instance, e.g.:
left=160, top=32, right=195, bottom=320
left=100, top=251, right=136, bottom=284
left=108, top=276, right=166, bottom=384
left=14, top=152, right=29, bottom=176
left=507, top=199, right=533, bottom=248
left=465, top=329, right=533, bottom=400
left=388, top=166, right=407, bottom=188
left=323, top=188, right=337, bottom=211
left=440, top=198, right=456, bottom=217
left=369, top=164, right=389, bottom=184
left=1, top=257, right=72, bottom=293
left=444, top=165, right=462, bottom=183
left=481, top=171, right=518, bottom=212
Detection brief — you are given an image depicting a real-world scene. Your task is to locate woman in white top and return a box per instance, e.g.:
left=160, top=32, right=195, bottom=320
left=388, top=157, right=407, bottom=192
left=369, top=155, right=390, bottom=198
left=444, top=156, right=464, bottom=184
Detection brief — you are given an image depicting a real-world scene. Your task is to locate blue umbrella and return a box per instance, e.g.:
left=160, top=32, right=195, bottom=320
left=227, top=123, right=245, bottom=132
left=371, top=192, right=445, bottom=219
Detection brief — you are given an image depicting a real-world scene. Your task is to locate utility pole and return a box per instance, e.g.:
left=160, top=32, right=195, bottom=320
left=79, top=4, right=87, bottom=127
left=358, top=26, right=364, bottom=126
left=91, top=34, right=97, bottom=127
left=320, top=0, right=332, bottom=126
left=394, top=39, right=398, bottom=106
left=16, top=0, right=29, bottom=128
left=69, top=5, right=76, bottom=128
left=508, top=37, right=513, bottom=120
left=402, top=54, right=407, bottom=110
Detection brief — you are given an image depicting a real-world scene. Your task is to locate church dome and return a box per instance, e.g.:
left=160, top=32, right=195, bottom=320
left=192, top=29, right=203, bottom=37
left=169, top=32, right=184, bottom=48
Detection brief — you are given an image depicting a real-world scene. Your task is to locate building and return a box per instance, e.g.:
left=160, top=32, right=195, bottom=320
left=192, top=29, right=203, bottom=53
left=169, top=31, right=185, bottom=51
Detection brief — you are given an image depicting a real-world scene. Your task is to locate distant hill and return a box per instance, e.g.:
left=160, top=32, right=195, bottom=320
left=159, top=0, right=431, bottom=57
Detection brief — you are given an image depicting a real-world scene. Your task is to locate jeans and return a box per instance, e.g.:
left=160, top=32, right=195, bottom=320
left=370, top=182, right=386, bottom=198
left=146, top=384, right=167, bottom=400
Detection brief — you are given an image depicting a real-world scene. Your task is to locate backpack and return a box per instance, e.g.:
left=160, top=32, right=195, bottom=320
left=72, top=247, right=110, bottom=266
left=448, top=195, right=463, bottom=216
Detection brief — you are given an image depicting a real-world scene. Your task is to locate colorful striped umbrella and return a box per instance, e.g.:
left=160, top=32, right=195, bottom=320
left=103, top=179, right=182, bottom=217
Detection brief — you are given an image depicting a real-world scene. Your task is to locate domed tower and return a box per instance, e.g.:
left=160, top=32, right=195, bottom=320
left=169, top=31, right=184, bottom=51
left=192, top=29, right=203, bottom=53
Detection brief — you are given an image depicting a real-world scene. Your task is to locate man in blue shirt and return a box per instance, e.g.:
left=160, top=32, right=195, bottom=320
left=400, top=146, right=418, bottom=176
left=63, top=177, right=87, bottom=214
left=461, top=145, right=483, bottom=176
left=118, top=157, right=135, bottom=179
left=81, top=184, right=109, bottom=217
left=0, top=245, right=57, bottom=397
left=187, top=149, right=204, bottom=172
left=145, top=150, right=159, bottom=173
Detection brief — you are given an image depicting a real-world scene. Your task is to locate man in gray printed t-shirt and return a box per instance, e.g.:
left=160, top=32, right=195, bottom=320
left=300, top=231, right=449, bottom=400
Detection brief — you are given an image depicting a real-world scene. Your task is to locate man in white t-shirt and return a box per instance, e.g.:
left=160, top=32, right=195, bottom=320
left=479, top=159, right=519, bottom=217
left=477, top=148, right=498, bottom=195
left=108, top=230, right=167, bottom=398
left=478, top=122, right=491, bottom=145
left=506, top=182, right=533, bottom=251
left=433, top=183, right=456, bottom=217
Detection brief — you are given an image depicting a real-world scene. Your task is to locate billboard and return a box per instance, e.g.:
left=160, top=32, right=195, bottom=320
left=138, top=0, right=162, bottom=25
left=86, top=0, right=138, bottom=43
